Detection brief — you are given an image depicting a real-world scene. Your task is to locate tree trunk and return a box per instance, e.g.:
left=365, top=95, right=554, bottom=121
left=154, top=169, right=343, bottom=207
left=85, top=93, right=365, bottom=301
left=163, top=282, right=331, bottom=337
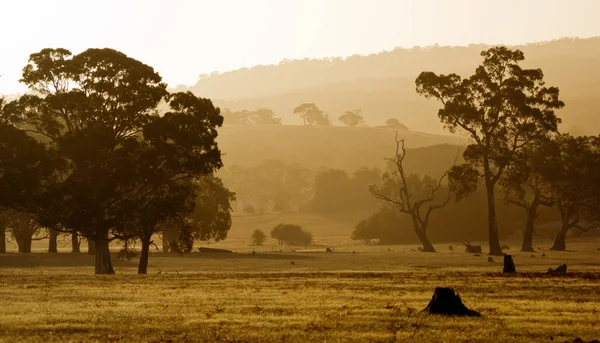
left=71, top=233, right=80, bottom=253
left=48, top=229, right=58, bottom=253
left=87, top=240, right=96, bottom=255
left=521, top=204, right=538, bottom=252
left=550, top=220, right=569, bottom=251
left=0, top=224, right=5, bottom=253
left=162, top=230, right=178, bottom=253
left=416, top=229, right=436, bottom=252
left=94, top=235, right=115, bottom=274
left=138, top=235, right=151, bottom=274
left=17, top=235, right=32, bottom=253
left=485, top=181, right=503, bottom=256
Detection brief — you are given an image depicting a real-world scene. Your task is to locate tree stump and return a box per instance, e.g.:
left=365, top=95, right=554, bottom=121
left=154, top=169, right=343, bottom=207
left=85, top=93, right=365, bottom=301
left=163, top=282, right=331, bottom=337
left=503, top=254, right=516, bottom=274
left=423, top=287, right=480, bottom=317
left=547, top=264, right=567, bottom=275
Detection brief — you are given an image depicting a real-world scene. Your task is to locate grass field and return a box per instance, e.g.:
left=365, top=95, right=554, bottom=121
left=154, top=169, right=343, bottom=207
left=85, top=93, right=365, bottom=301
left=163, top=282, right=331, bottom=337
left=2, top=238, right=600, bottom=343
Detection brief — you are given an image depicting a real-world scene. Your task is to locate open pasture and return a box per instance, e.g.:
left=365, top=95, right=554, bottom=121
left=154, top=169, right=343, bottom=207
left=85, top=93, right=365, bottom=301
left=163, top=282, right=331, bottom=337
left=2, top=241, right=600, bottom=343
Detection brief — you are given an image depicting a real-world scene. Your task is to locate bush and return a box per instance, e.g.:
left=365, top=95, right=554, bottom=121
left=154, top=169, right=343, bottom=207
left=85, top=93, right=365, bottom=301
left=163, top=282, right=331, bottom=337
left=351, top=207, right=410, bottom=245
left=251, top=229, right=266, bottom=246
left=270, top=223, right=313, bottom=246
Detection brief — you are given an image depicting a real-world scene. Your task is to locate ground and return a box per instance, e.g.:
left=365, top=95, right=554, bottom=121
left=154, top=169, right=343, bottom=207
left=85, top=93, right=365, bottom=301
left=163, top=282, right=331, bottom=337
left=2, top=237, right=600, bottom=343
left=2, top=213, right=600, bottom=342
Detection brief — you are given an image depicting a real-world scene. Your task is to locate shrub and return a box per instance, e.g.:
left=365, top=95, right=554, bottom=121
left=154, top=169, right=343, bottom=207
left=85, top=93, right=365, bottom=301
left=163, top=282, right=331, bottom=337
left=251, top=229, right=267, bottom=246
left=270, top=224, right=313, bottom=246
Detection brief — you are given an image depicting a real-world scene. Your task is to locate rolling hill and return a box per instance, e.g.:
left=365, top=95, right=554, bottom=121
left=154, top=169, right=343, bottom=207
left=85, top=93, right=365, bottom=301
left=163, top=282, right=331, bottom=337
left=216, top=124, right=466, bottom=173
left=184, top=37, right=600, bottom=134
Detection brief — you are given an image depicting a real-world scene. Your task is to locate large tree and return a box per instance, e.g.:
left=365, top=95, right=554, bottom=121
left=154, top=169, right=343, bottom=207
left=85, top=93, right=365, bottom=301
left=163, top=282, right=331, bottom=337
left=415, top=47, right=564, bottom=255
left=2, top=48, right=225, bottom=274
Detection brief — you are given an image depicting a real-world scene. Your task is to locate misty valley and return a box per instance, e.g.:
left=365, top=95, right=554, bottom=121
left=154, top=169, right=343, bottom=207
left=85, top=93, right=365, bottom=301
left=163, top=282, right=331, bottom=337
left=1, top=21, right=600, bottom=343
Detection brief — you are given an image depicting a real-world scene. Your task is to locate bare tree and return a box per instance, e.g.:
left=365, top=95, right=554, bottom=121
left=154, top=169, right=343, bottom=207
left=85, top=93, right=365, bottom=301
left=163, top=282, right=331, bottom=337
left=369, top=132, right=455, bottom=252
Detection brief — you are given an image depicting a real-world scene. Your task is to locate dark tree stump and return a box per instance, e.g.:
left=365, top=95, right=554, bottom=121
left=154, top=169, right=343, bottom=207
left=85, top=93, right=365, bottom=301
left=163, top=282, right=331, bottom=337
left=503, top=254, right=516, bottom=274
left=548, top=264, right=567, bottom=275
left=423, top=287, right=481, bottom=317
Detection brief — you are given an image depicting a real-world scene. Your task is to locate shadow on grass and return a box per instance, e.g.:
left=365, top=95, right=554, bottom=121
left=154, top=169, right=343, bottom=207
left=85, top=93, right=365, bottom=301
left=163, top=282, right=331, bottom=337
left=0, top=251, right=320, bottom=269
left=161, top=251, right=319, bottom=261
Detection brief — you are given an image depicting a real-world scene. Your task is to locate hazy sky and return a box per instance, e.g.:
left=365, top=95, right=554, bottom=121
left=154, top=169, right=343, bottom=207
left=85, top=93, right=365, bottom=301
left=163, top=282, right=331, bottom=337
left=1, top=0, right=599, bottom=94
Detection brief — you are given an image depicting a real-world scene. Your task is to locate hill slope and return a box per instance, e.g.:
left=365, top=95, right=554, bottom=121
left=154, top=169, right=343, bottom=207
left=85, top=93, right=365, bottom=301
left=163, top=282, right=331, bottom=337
left=187, top=38, right=600, bottom=134
left=216, top=125, right=466, bottom=172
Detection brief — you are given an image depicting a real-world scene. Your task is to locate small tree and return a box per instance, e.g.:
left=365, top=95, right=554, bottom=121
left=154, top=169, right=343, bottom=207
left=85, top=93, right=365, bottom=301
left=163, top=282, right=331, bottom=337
left=221, top=108, right=252, bottom=125
left=339, top=110, right=364, bottom=127
left=270, top=223, right=312, bottom=246
left=385, top=118, right=408, bottom=130
left=251, top=108, right=282, bottom=125
left=251, top=229, right=266, bottom=246
left=293, top=103, right=331, bottom=126
left=415, top=47, right=564, bottom=255
left=369, top=133, right=455, bottom=252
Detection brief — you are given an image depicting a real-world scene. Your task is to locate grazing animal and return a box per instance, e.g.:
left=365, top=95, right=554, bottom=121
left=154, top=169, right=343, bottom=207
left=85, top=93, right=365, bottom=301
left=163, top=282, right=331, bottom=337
left=463, top=241, right=482, bottom=254
left=448, top=245, right=454, bottom=251
left=290, top=261, right=295, bottom=265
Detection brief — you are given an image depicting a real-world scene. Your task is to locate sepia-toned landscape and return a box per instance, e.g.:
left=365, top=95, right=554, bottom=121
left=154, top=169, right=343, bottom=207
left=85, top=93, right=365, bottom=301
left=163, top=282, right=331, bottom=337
left=1, top=1, right=600, bottom=342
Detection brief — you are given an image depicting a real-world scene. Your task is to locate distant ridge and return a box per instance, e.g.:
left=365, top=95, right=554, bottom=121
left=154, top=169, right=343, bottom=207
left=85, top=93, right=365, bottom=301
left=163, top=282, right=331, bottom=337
left=185, top=37, right=600, bottom=134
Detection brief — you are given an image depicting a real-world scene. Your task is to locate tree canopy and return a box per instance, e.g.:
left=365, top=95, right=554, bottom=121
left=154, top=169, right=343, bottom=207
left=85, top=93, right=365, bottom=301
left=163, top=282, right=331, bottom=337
left=415, top=46, right=564, bottom=255
left=0, top=48, right=231, bottom=273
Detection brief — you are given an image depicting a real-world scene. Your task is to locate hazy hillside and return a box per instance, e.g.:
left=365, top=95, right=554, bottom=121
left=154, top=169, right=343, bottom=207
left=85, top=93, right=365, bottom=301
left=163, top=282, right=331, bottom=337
left=188, top=38, right=600, bottom=134
left=216, top=125, right=466, bottom=173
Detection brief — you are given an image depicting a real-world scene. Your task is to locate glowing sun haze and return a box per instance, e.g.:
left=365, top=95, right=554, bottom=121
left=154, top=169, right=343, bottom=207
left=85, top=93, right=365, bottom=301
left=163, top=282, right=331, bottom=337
left=1, top=0, right=599, bottom=94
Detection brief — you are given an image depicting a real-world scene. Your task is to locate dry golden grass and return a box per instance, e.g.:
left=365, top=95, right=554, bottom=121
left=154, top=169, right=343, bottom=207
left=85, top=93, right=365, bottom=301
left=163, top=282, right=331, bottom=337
left=2, top=242, right=600, bottom=343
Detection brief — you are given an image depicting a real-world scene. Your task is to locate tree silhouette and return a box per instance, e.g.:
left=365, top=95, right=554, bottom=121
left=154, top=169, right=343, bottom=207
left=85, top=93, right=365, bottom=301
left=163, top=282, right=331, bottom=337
left=416, top=47, right=564, bottom=255
left=293, top=103, right=331, bottom=126
left=501, top=139, right=554, bottom=252
left=339, top=110, right=364, bottom=127
left=542, top=135, right=600, bottom=251
left=251, top=108, right=282, bottom=125
left=369, top=133, right=455, bottom=252
left=2, top=48, right=225, bottom=273
left=384, top=118, right=408, bottom=130
left=251, top=229, right=266, bottom=246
